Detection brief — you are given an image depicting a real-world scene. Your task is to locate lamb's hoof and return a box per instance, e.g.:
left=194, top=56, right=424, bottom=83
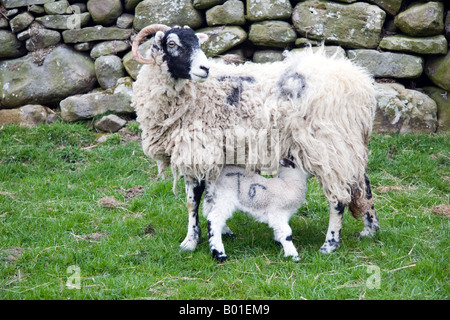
left=179, top=238, right=198, bottom=252
left=211, top=249, right=227, bottom=262
left=319, top=241, right=339, bottom=254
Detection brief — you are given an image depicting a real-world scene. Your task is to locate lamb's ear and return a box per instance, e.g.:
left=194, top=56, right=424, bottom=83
left=154, top=31, right=165, bottom=48
left=196, top=33, right=208, bottom=45
left=280, top=158, right=296, bottom=168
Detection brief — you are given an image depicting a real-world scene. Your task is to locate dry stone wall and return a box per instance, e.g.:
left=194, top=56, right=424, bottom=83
left=0, top=0, right=449, bottom=133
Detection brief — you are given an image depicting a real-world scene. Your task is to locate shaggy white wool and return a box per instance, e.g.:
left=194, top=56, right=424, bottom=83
left=132, top=46, right=376, bottom=204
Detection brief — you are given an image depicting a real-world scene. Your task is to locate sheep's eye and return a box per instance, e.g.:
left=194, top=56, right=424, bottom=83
left=167, top=41, right=176, bottom=48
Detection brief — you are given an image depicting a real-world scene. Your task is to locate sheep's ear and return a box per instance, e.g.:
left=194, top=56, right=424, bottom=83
left=196, top=33, right=208, bottom=45
left=154, top=31, right=165, bottom=48
left=280, top=158, right=296, bottom=168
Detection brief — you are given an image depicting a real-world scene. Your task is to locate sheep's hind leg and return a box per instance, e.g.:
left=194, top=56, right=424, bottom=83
left=360, top=207, right=379, bottom=239
left=319, top=202, right=345, bottom=254
left=350, top=174, right=380, bottom=239
left=270, top=217, right=299, bottom=261
left=179, top=177, right=205, bottom=252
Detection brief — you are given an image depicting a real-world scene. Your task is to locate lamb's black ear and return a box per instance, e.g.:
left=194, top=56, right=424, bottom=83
left=280, top=158, right=296, bottom=168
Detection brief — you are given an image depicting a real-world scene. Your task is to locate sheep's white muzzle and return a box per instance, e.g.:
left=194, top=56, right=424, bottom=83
left=190, top=49, right=210, bottom=82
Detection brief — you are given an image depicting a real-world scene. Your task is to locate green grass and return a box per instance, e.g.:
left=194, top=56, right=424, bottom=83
left=0, top=121, right=448, bottom=300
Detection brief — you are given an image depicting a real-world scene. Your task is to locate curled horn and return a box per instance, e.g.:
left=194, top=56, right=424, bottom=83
left=132, top=24, right=171, bottom=64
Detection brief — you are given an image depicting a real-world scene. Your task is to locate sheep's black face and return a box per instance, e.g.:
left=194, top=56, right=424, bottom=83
left=155, top=28, right=210, bottom=82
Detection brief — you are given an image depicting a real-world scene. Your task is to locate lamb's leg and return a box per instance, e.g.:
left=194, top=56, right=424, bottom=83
left=179, top=177, right=205, bottom=252
left=207, top=209, right=233, bottom=262
left=204, top=181, right=235, bottom=238
left=270, top=216, right=299, bottom=261
left=319, top=201, right=345, bottom=254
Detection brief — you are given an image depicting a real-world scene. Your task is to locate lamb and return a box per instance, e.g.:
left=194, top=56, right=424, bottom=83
left=204, top=158, right=309, bottom=262
left=131, top=24, right=380, bottom=255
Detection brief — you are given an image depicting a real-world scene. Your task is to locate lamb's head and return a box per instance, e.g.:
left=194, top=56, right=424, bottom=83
left=278, top=157, right=308, bottom=180
left=132, top=24, right=210, bottom=82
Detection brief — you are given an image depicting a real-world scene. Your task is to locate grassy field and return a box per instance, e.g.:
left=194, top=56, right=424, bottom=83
left=0, top=121, right=448, bottom=300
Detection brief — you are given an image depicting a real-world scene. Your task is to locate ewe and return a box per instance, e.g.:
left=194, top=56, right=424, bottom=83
left=131, top=25, right=379, bottom=254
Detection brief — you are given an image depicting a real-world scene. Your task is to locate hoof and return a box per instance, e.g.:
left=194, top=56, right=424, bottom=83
left=179, top=238, right=198, bottom=252
left=212, top=249, right=227, bottom=262
left=359, top=226, right=379, bottom=240
left=319, top=241, right=339, bottom=254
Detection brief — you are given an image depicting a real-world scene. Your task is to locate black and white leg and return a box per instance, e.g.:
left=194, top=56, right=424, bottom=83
left=204, top=181, right=235, bottom=238
left=206, top=197, right=234, bottom=262
left=271, top=218, right=299, bottom=261
left=207, top=219, right=227, bottom=262
left=359, top=174, right=380, bottom=239
left=207, top=210, right=233, bottom=262
left=179, top=176, right=205, bottom=251
left=320, top=201, right=345, bottom=254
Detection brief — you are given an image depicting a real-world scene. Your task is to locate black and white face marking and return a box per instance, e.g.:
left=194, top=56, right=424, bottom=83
left=154, top=27, right=210, bottom=82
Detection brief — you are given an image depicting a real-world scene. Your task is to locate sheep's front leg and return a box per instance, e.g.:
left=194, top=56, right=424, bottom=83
left=319, top=202, right=345, bottom=254
left=179, top=177, right=205, bottom=252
